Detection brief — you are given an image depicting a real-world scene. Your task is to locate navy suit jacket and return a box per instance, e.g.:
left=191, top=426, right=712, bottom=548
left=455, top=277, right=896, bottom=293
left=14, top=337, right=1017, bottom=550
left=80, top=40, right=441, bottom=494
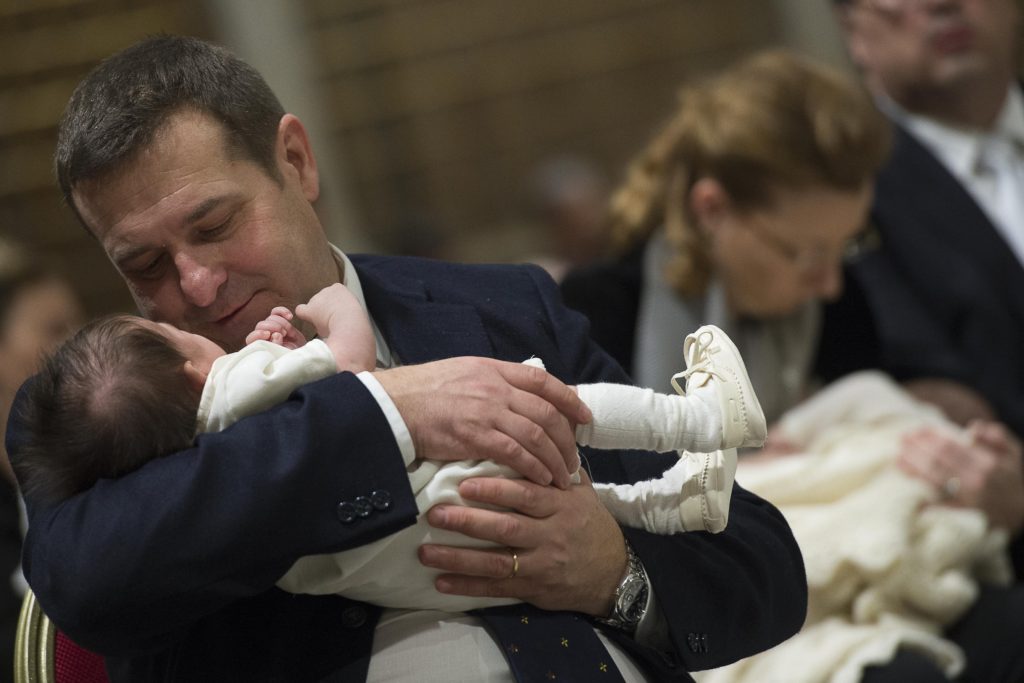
left=842, top=123, right=1024, bottom=437
left=7, top=255, right=806, bottom=682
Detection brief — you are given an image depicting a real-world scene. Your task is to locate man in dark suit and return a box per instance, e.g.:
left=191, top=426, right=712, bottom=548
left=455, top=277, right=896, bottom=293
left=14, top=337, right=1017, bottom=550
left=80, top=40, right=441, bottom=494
left=829, top=1, right=1024, bottom=679
left=4, top=36, right=807, bottom=682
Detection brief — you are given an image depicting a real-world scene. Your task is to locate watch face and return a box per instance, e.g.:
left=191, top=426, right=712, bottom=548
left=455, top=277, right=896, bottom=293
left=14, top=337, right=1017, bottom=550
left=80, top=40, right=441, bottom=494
left=618, top=576, right=647, bottom=621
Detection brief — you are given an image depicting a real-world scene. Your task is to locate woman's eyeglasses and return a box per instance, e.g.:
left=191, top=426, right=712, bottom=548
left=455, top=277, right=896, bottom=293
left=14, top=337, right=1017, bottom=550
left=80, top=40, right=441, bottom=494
left=745, top=220, right=877, bottom=274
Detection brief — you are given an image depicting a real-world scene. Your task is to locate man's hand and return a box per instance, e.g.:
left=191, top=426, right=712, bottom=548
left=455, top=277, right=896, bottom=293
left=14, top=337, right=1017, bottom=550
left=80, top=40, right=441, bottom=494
left=418, top=470, right=625, bottom=617
left=246, top=306, right=307, bottom=349
left=898, top=420, right=1024, bottom=533
left=373, top=357, right=591, bottom=487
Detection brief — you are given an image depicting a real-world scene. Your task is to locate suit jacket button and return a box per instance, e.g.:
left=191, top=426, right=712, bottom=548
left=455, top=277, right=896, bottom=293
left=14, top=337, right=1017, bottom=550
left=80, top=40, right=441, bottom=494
left=337, top=501, right=357, bottom=524
left=354, top=496, right=373, bottom=518
left=370, top=489, right=392, bottom=511
left=341, top=606, right=367, bottom=628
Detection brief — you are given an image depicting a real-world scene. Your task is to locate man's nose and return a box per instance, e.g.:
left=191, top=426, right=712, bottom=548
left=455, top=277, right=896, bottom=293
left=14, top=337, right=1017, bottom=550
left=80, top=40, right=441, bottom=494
left=175, top=252, right=226, bottom=308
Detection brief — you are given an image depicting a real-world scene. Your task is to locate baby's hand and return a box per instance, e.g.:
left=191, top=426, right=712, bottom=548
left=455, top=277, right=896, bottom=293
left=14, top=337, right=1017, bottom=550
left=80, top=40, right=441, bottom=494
left=295, top=283, right=376, bottom=373
left=246, top=307, right=308, bottom=349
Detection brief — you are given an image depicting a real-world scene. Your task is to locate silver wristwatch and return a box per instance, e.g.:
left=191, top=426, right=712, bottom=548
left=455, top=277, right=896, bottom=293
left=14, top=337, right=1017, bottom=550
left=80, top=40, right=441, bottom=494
left=598, top=539, right=649, bottom=632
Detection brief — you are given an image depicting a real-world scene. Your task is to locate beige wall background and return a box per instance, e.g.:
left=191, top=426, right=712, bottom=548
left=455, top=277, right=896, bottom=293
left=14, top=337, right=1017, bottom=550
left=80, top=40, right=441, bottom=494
left=0, top=0, right=877, bottom=317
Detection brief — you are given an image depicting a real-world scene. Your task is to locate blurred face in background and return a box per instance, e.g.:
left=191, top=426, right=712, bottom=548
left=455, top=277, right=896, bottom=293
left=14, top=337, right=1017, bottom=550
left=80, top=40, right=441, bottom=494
left=841, top=0, right=1019, bottom=102
left=694, top=180, right=873, bottom=318
left=0, top=276, right=83, bottom=391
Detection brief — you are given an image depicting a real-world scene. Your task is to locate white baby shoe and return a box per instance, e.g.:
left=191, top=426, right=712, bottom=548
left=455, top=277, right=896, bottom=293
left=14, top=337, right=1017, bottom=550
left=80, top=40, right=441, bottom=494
left=671, top=325, right=767, bottom=449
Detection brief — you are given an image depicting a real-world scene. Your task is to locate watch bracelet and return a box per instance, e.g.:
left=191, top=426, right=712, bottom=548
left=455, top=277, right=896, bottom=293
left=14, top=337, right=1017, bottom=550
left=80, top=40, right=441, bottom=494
left=597, top=539, right=649, bottom=631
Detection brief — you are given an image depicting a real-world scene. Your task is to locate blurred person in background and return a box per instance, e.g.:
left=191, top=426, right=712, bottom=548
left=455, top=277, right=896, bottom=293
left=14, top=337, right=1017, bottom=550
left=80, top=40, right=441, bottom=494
left=828, top=0, right=1024, bottom=494
left=561, top=49, right=887, bottom=421
left=563, top=44, right=1024, bottom=681
left=0, top=238, right=83, bottom=675
left=527, top=154, right=611, bottom=282
left=828, top=0, right=1024, bottom=431
left=822, top=2, right=1024, bottom=676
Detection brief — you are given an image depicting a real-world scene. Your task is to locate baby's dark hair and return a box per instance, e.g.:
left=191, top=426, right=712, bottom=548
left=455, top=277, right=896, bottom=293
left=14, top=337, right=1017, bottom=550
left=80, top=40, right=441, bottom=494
left=15, top=314, right=200, bottom=503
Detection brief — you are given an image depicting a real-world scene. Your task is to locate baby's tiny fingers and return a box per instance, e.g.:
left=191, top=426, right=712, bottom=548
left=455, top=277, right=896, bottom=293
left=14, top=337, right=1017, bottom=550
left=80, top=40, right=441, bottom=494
left=269, top=306, right=294, bottom=320
left=245, top=329, right=271, bottom=345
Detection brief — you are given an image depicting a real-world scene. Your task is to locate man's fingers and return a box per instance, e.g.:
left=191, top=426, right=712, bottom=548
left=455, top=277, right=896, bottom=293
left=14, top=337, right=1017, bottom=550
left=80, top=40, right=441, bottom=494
left=466, top=429, right=553, bottom=486
left=497, top=362, right=592, bottom=426
left=418, top=541, right=529, bottom=601
left=433, top=574, right=518, bottom=600
left=507, top=390, right=580, bottom=479
left=493, top=408, right=573, bottom=488
left=375, top=357, right=587, bottom=485
left=418, top=544, right=518, bottom=580
left=457, top=477, right=558, bottom=518
left=426, top=504, right=529, bottom=548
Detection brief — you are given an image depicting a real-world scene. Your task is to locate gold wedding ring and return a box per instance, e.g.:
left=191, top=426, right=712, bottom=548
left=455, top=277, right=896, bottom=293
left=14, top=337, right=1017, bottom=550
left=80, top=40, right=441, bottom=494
left=507, top=548, right=519, bottom=579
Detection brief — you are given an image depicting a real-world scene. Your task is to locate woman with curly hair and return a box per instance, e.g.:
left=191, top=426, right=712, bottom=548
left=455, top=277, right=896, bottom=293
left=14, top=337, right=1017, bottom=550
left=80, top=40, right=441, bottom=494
left=562, top=49, right=890, bottom=424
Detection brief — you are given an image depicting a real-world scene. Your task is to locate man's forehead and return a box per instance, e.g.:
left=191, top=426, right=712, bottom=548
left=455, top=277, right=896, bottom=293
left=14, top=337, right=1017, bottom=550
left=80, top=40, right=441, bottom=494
left=72, top=110, right=238, bottom=230
left=76, top=170, right=238, bottom=256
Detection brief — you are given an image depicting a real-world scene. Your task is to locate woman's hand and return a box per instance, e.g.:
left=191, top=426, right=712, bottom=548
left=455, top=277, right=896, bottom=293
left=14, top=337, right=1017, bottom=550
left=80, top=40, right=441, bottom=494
left=898, top=420, right=1024, bottom=533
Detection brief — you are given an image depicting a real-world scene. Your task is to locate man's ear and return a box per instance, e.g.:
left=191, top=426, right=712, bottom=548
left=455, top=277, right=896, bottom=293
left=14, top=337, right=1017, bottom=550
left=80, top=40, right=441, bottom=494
left=688, top=177, right=731, bottom=234
left=182, top=361, right=209, bottom=395
left=276, top=114, right=320, bottom=202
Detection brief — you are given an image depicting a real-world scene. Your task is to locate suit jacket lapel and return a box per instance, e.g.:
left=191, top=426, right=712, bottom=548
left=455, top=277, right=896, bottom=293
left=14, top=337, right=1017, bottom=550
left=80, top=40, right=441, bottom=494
left=352, top=258, right=495, bottom=364
left=877, top=125, right=1024, bottom=321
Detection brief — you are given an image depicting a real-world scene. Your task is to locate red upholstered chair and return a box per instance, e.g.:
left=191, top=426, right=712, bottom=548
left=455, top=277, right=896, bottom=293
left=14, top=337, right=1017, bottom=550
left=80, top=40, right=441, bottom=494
left=14, top=590, right=108, bottom=683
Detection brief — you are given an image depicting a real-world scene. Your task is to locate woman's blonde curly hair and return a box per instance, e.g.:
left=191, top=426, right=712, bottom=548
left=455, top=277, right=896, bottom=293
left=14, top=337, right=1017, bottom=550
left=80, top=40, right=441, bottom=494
left=608, top=49, right=891, bottom=297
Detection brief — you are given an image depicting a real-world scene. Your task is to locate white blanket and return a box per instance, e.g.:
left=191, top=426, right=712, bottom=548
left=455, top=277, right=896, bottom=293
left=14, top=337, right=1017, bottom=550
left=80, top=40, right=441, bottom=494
left=695, top=371, right=1012, bottom=683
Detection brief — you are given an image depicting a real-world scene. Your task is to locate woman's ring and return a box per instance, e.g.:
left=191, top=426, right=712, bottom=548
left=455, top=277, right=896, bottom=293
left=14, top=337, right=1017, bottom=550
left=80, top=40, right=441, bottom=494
left=506, top=548, right=519, bottom=579
left=942, top=476, right=961, bottom=499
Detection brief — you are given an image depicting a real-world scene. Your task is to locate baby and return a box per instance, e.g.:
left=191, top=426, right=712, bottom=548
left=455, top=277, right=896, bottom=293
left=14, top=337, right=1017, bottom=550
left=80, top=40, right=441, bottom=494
left=17, top=283, right=766, bottom=610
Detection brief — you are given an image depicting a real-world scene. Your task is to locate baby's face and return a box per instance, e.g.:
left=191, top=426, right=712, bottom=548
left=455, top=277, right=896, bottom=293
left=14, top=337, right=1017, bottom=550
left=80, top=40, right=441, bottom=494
left=139, top=319, right=226, bottom=375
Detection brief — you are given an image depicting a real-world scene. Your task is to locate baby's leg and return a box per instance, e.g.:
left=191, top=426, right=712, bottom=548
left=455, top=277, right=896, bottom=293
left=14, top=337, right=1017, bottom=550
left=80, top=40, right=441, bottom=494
left=576, top=383, right=724, bottom=453
left=592, top=447, right=737, bottom=534
left=576, top=326, right=765, bottom=453
left=524, top=357, right=715, bottom=454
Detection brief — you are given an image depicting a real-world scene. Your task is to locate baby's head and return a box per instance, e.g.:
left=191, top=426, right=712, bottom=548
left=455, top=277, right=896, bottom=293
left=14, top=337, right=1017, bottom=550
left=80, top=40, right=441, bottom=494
left=15, top=315, right=225, bottom=503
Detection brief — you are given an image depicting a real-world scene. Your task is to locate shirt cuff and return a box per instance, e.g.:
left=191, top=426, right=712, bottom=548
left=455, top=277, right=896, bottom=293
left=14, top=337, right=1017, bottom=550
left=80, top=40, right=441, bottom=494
left=356, top=370, right=416, bottom=468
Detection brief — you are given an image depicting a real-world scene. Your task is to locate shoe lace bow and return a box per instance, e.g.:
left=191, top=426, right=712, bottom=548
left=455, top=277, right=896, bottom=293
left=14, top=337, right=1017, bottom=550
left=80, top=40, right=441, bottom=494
left=670, top=330, right=719, bottom=396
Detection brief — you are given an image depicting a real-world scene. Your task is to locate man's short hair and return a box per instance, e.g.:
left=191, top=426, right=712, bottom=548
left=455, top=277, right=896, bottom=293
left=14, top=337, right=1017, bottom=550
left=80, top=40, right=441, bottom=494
left=55, top=35, right=286, bottom=228
left=15, top=315, right=200, bottom=503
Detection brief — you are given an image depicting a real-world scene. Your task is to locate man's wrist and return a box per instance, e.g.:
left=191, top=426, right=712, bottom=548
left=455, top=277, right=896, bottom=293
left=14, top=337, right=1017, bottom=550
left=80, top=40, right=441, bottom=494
left=597, top=539, right=649, bottom=633
left=356, top=371, right=416, bottom=467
